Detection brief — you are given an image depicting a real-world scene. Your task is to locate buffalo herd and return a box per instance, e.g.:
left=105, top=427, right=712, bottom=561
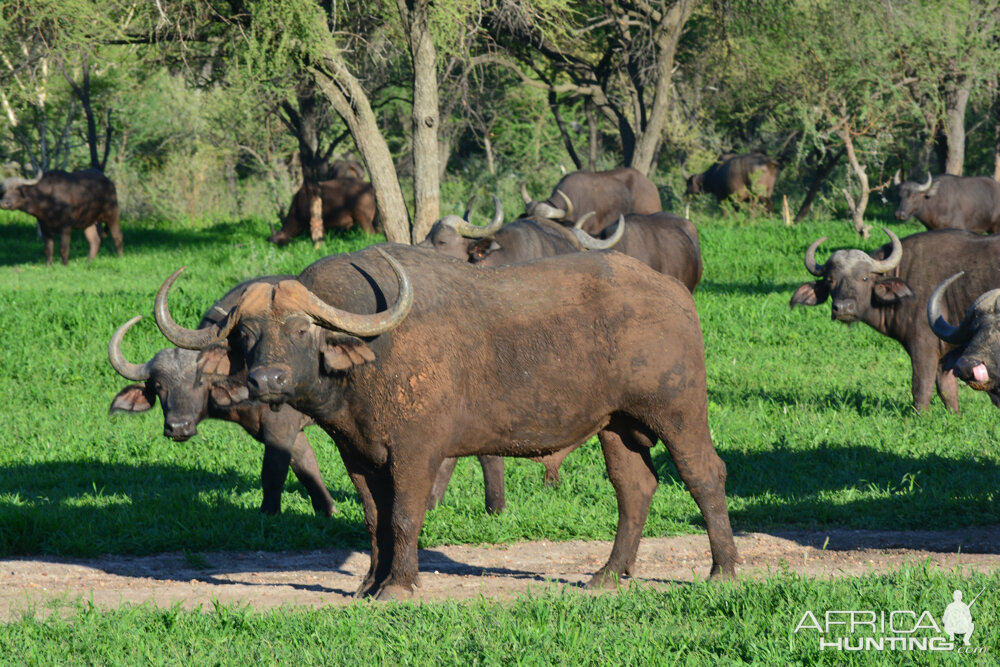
left=23, top=155, right=985, bottom=598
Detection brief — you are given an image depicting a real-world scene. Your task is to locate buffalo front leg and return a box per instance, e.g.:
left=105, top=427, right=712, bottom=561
left=287, top=431, right=336, bottom=516
left=59, top=226, right=72, bottom=265
left=83, top=224, right=102, bottom=261
left=936, top=364, right=960, bottom=414
left=344, top=467, right=383, bottom=598
left=42, top=235, right=55, bottom=265
left=587, top=425, right=658, bottom=589
left=259, top=444, right=292, bottom=515
left=908, top=345, right=940, bottom=412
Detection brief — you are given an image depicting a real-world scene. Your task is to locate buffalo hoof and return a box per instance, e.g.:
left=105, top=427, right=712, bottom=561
left=542, top=470, right=561, bottom=487
left=708, top=562, right=739, bottom=580
left=584, top=569, right=625, bottom=590
left=312, top=499, right=337, bottom=517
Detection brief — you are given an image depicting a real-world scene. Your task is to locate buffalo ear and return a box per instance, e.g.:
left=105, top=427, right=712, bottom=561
left=197, top=345, right=231, bottom=377
left=210, top=381, right=250, bottom=407
left=468, top=238, right=501, bottom=263
left=790, top=281, right=829, bottom=307
left=321, top=333, right=376, bottom=373
left=926, top=181, right=941, bottom=198
left=110, top=384, right=155, bottom=415
left=873, top=277, right=913, bottom=303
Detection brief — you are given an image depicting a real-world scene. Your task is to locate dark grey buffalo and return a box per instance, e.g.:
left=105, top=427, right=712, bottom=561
left=683, top=153, right=779, bottom=212
left=520, top=168, right=661, bottom=234
left=894, top=172, right=1000, bottom=234
left=791, top=228, right=1000, bottom=412
left=926, top=273, right=1000, bottom=406
left=1, top=169, right=122, bottom=265
left=596, top=213, right=703, bottom=293
left=109, top=276, right=337, bottom=516
left=154, top=245, right=739, bottom=599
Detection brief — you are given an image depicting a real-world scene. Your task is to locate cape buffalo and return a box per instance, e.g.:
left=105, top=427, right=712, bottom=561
left=329, top=158, right=365, bottom=180
left=790, top=228, right=1000, bottom=412
left=683, top=153, right=778, bottom=213
left=268, top=178, right=377, bottom=245
left=1, top=169, right=122, bottom=265
left=108, top=276, right=337, bottom=516
left=926, top=273, right=1000, bottom=406
left=154, top=246, right=739, bottom=599
left=520, top=168, right=661, bottom=234
left=596, top=213, right=703, bottom=293
left=894, top=172, right=1000, bottom=234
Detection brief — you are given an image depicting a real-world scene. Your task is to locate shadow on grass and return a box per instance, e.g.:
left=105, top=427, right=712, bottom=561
left=708, top=386, right=914, bottom=417
left=652, top=442, right=1000, bottom=542
left=698, top=279, right=802, bottom=298
left=0, top=460, right=365, bottom=558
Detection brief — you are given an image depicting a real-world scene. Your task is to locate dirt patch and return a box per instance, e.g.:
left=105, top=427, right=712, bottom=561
left=4, top=526, right=1000, bottom=619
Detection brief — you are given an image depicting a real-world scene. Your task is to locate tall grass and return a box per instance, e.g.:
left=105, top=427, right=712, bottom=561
left=2, top=211, right=999, bottom=558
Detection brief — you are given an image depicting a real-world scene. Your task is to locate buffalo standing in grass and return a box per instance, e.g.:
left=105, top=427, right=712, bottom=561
left=596, top=213, right=703, bottom=292
left=683, top=153, right=779, bottom=213
left=894, top=172, right=1000, bottom=234
left=1, top=169, right=122, bottom=265
left=109, top=276, right=337, bottom=516
left=154, top=245, right=739, bottom=599
left=520, top=167, right=661, bottom=234
left=268, top=178, right=377, bottom=245
left=791, top=228, right=1000, bottom=412
left=926, top=273, right=1000, bottom=406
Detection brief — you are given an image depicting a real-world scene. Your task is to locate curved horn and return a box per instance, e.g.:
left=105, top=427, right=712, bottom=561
left=916, top=172, right=933, bottom=193
left=520, top=182, right=534, bottom=206
left=555, top=190, right=574, bottom=219
left=108, top=316, right=153, bottom=381
left=869, top=227, right=903, bottom=274
left=572, top=214, right=624, bottom=250
left=463, top=193, right=477, bottom=221
left=573, top=211, right=595, bottom=230
left=804, top=236, right=829, bottom=276
left=4, top=172, right=44, bottom=189
left=304, top=248, right=413, bottom=337
left=154, top=268, right=227, bottom=350
left=927, top=272, right=971, bottom=344
left=531, top=191, right=569, bottom=220
left=442, top=196, right=505, bottom=238
left=680, top=161, right=691, bottom=179
left=892, top=169, right=901, bottom=186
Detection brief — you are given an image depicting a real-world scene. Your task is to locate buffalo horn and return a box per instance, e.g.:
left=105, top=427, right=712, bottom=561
left=108, top=316, right=153, bottom=381
left=155, top=268, right=234, bottom=350
left=916, top=172, right=933, bottom=192
left=463, top=193, right=477, bottom=221
left=680, top=161, right=690, bottom=179
left=868, top=227, right=903, bottom=274
left=304, top=248, right=414, bottom=337
left=529, top=189, right=571, bottom=220
left=803, top=236, right=829, bottom=276
left=927, top=272, right=971, bottom=344
left=572, top=214, right=624, bottom=250
left=447, top=196, right=504, bottom=238
left=892, top=169, right=901, bottom=186
left=520, top=182, right=535, bottom=206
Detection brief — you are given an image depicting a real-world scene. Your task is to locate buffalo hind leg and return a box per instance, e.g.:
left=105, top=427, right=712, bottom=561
left=59, top=226, right=72, bottom=265
left=106, top=209, right=124, bottom=256
left=83, top=224, right=101, bottom=261
left=427, top=458, right=456, bottom=511
left=427, top=455, right=506, bottom=515
left=588, top=419, right=659, bottom=589
left=655, top=412, right=739, bottom=579
left=259, top=445, right=292, bottom=515
left=42, top=235, right=55, bottom=265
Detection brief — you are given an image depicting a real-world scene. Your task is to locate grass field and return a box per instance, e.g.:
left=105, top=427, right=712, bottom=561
left=2, top=206, right=999, bottom=661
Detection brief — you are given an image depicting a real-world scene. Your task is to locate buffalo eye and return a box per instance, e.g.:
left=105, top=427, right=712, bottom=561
left=295, top=326, right=308, bottom=339
left=862, top=276, right=868, bottom=282
left=240, top=329, right=256, bottom=347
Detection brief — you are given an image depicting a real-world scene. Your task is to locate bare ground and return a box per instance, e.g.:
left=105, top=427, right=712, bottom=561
left=4, top=526, right=1000, bottom=620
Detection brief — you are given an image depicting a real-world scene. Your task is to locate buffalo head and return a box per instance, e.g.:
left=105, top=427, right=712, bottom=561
left=520, top=184, right=574, bottom=220
left=0, top=172, right=42, bottom=210
left=790, top=228, right=910, bottom=322
left=418, top=196, right=505, bottom=260
left=108, top=316, right=248, bottom=441
left=894, top=172, right=936, bottom=221
left=927, top=272, right=1000, bottom=392
left=153, top=249, right=412, bottom=408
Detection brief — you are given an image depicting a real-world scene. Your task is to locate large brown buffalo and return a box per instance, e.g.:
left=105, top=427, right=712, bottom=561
left=109, top=276, right=337, bottom=516
left=791, top=228, right=1000, bottom=412
left=596, top=213, right=703, bottom=292
left=684, top=153, right=778, bottom=212
left=894, top=172, right=1000, bottom=234
left=154, top=246, right=739, bottom=599
left=520, top=168, right=661, bottom=234
left=268, top=178, right=377, bottom=245
left=1, top=169, right=122, bottom=265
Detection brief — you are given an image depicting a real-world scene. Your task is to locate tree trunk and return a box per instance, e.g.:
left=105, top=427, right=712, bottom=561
left=629, top=0, right=696, bottom=175
left=398, top=0, right=441, bottom=244
left=586, top=99, right=599, bottom=170
left=484, top=133, right=496, bottom=176
left=549, top=89, right=582, bottom=171
left=311, top=63, right=411, bottom=244
left=943, top=75, right=970, bottom=176
left=308, top=184, right=324, bottom=248
left=835, top=122, right=871, bottom=238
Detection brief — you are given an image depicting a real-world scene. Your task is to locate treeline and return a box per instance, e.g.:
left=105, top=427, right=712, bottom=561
left=1, top=0, right=998, bottom=237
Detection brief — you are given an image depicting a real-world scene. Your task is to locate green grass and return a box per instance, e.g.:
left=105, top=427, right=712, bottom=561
left=4, top=567, right=999, bottom=664
left=3, top=208, right=1000, bottom=658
